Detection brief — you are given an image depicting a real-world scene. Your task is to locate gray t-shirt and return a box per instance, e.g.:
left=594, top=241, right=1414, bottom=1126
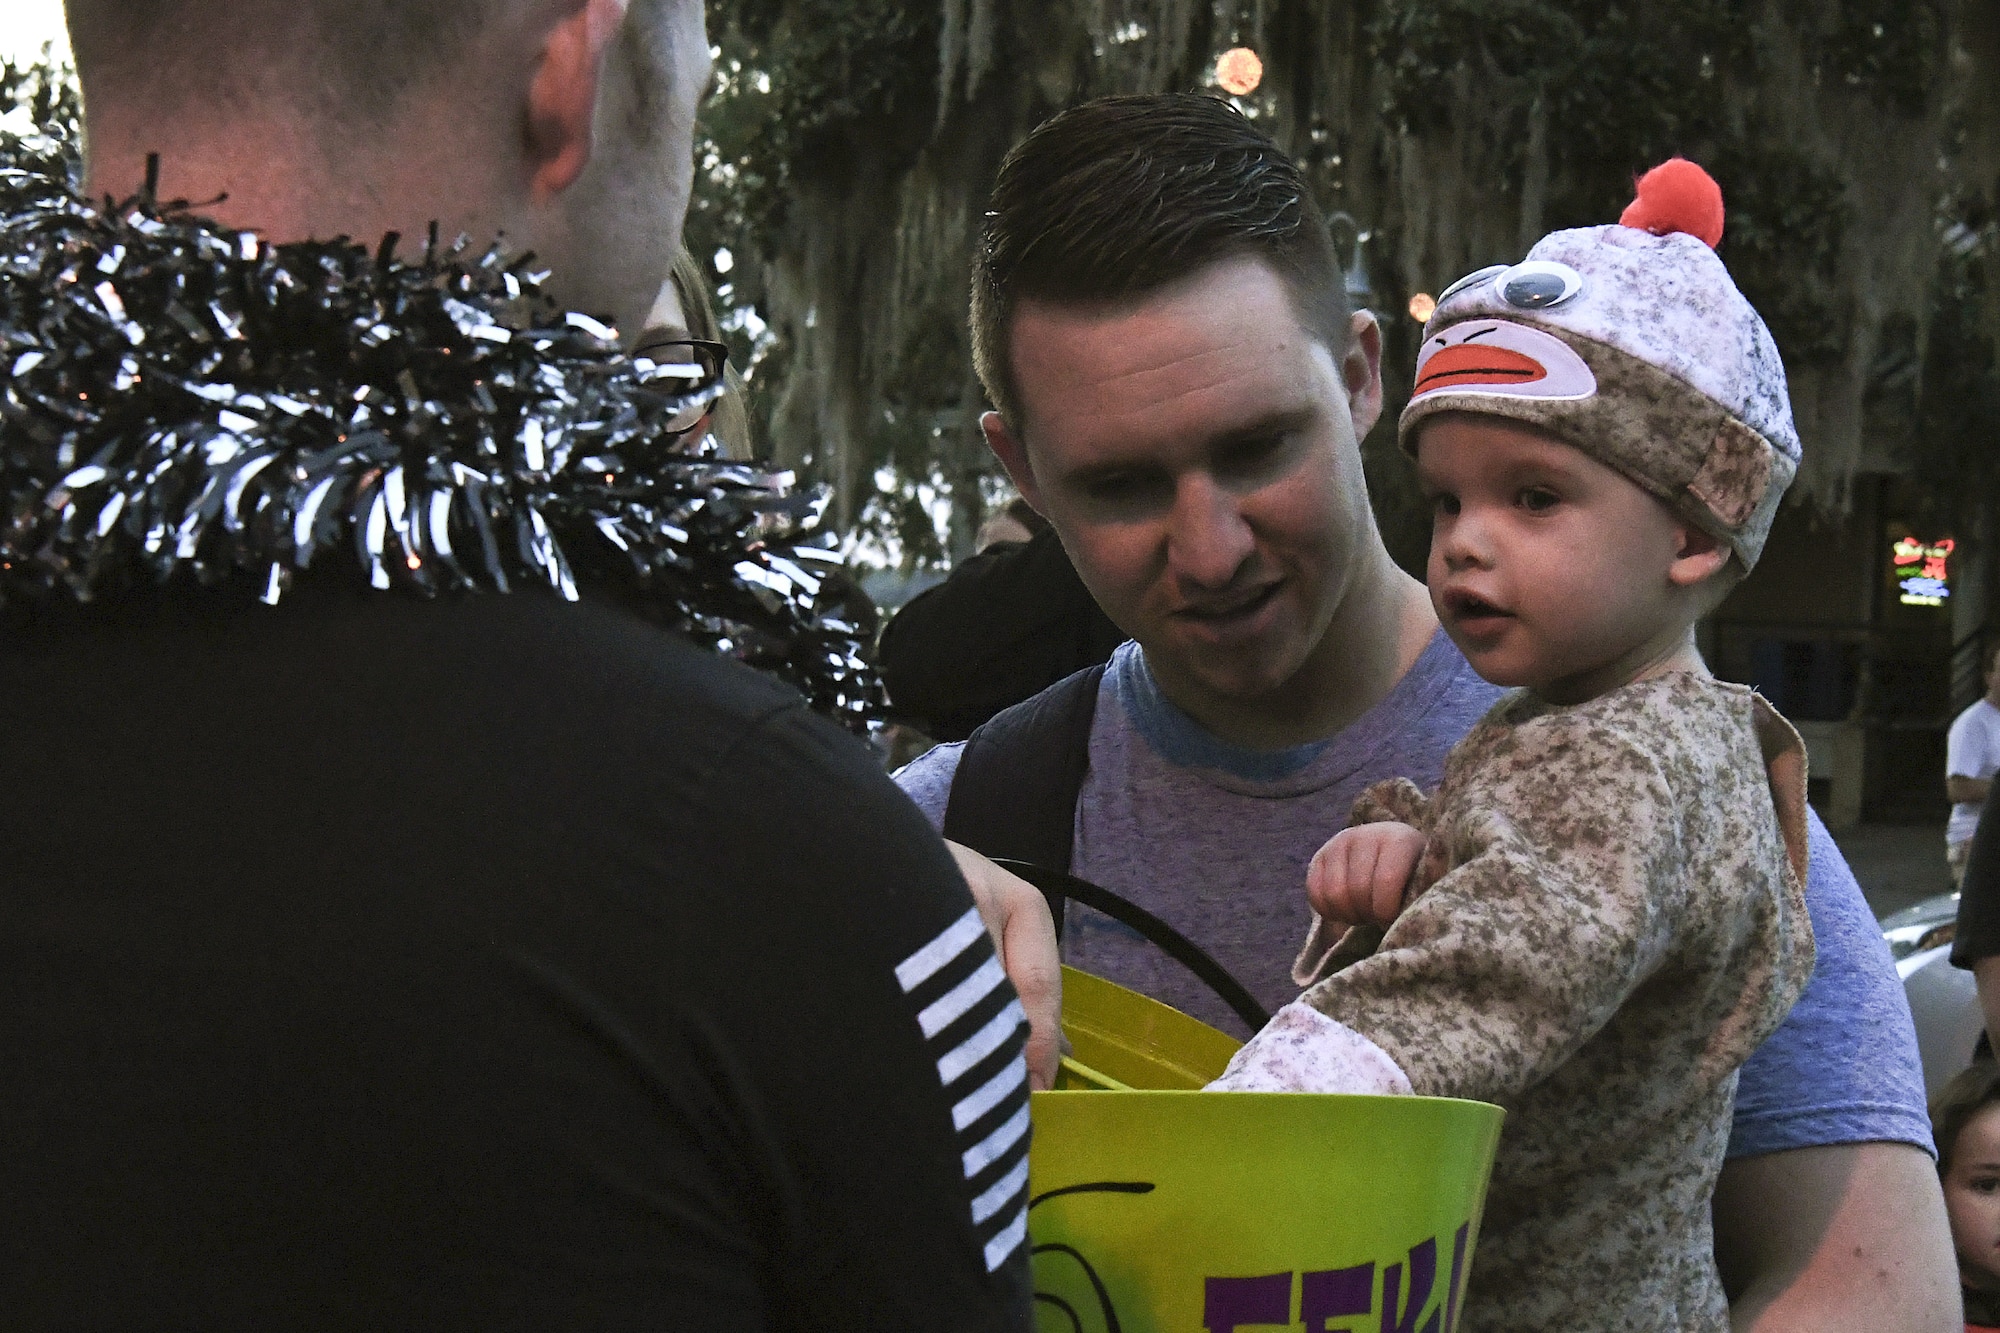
left=897, top=633, right=1499, bottom=1034
left=895, top=630, right=1935, bottom=1159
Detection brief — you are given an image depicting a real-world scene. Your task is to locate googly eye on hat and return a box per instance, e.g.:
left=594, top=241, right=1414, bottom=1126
left=1495, top=261, right=1583, bottom=310
left=1436, top=264, right=1505, bottom=305
left=1433, top=260, right=1585, bottom=311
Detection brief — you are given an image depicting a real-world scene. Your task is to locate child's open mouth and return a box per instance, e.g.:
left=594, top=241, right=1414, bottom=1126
left=1441, top=588, right=1514, bottom=633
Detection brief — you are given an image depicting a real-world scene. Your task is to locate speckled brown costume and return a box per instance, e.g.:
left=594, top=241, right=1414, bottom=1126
left=1293, top=671, right=1813, bottom=1332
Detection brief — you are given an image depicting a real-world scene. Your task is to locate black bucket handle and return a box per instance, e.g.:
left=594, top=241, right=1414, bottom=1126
left=992, top=859, right=1272, bottom=1033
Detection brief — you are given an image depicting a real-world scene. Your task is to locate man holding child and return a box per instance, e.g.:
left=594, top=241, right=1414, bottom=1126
left=906, top=93, right=1957, bottom=1329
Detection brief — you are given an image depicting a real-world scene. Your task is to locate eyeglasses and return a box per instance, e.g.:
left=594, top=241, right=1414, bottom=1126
left=630, top=336, right=730, bottom=441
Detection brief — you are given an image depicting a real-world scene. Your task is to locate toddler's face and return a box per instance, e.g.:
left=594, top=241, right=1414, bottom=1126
left=1947, top=1104, right=2000, bottom=1291
left=1416, top=414, right=1698, bottom=703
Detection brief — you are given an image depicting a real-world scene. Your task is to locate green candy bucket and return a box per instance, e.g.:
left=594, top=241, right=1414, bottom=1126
left=1031, top=967, right=1504, bottom=1333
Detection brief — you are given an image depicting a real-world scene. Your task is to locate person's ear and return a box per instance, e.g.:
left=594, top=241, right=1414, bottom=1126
left=1341, top=310, right=1384, bottom=439
left=526, top=0, right=630, bottom=203
left=1667, top=522, right=1731, bottom=589
left=981, top=411, right=1045, bottom=513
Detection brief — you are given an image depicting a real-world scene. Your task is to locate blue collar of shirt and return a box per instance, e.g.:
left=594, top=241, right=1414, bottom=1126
left=1110, top=630, right=1476, bottom=784
left=1110, top=642, right=1333, bottom=781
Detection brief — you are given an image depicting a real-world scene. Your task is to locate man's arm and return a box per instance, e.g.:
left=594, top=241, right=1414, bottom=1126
left=1712, top=1142, right=1958, bottom=1332
left=701, top=702, right=1038, bottom=1328
left=949, top=841, right=1062, bottom=1090
left=889, top=746, right=1064, bottom=1089
left=1723, top=809, right=1953, bottom=1330
left=1948, top=774, right=1989, bottom=805
left=1978, top=957, right=2000, bottom=1069
left=1945, top=711, right=1989, bottom=806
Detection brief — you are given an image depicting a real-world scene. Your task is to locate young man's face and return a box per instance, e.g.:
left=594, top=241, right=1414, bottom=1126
left=1417, top=413, right=1700, bottom=703
left=984, top=256, right=1383, bottom=715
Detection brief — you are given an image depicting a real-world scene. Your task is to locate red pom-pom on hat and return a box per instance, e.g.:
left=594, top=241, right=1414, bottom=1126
left=1618, top=158, right=1724, bottom=249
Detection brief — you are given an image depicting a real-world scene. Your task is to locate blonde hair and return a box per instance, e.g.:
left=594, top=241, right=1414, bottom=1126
left=666, top=247, right=754, bottom=461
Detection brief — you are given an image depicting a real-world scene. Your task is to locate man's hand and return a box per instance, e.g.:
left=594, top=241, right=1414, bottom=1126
left=1712, top=1141, right=1958, bottom=1332
left=946, top=841, right=1062, bottom=1091
left=1307, top=822, right=1426, bottom=930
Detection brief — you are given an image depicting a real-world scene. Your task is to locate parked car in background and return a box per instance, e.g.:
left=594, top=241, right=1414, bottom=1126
left=1881, top=892, right=1987, bottom=1099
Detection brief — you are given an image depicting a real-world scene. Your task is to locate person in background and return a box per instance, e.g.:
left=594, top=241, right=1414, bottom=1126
left=641, top=245, right=755, bottom=460
left=1931, top=1062, right=2000, bottom=1331
left=879, top=494, right=1125, bottom=743
left=1952, top=794, right=2000, bottom=1050
left=977, top=496, right=1040, bottom=549
left=1948, top=645, right=2000, bottom=886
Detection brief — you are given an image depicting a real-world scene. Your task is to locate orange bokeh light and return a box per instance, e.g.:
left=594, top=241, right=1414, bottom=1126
left=1408, top=292, right=1437, bottom=323
left=1215, top=47, right=1263, bottom=96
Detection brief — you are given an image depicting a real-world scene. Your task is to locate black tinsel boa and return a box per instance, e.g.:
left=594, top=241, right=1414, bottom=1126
left=0, top=139, right=881, bottom=727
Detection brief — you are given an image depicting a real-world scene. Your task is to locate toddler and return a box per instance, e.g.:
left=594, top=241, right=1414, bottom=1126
left=1933, top=1062, right=2000, bottom=1332
left=1211, top=160, right=1816, bottom=1332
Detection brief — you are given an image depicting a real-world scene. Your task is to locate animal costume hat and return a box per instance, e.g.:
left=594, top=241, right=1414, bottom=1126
left=1398, top=159, right=1799, bottom=571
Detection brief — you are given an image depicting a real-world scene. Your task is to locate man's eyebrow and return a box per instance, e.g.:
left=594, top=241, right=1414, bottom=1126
left=1053, top=407, right=1317, bottom=486
left=1201, top=406, right=1317, bottom=452
left=1058, top=454, right=1162, bottom=487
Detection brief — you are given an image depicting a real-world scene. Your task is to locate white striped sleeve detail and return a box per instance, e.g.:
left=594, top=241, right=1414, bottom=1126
left=982, top=1208, right=1028, bottom=1272
left=937, top=999, right=1026, bottom=1086
left=970, top=1156, right=1030, bottom=1225
left=895, top=908, right=985, bottom=993
left=918, top=955, right=1007, bottom=1038
left=962, top=1102, right=1031, bottom=1178
left=952, top=1059, right=1027, bottom=1132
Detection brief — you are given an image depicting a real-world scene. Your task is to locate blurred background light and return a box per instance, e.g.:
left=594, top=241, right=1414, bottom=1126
left=1215, top=47, right=1263, bottom=96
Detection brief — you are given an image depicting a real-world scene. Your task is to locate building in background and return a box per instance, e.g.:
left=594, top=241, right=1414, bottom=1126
left=1703, top=479, right=1988, bottom=830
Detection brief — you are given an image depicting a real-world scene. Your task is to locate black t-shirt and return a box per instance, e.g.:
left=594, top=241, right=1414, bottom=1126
left=0, top=583, right=1033, bottom=1330
left=1957, top=796, right=2000, bottom=969
left=879, top=527, right=1126, bottom=742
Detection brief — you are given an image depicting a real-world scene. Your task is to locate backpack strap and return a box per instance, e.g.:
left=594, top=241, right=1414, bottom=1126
left=942, top=662, right=1106, bottom=935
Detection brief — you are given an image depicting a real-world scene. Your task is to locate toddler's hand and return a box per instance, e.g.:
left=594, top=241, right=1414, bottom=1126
left=1306, top=821, right=1426, bottom=930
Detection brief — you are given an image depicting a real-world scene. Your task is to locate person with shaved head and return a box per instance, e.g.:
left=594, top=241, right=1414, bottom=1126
left=1, top=3, right=1048, bottom=1327
left=66, top=0, right=705, bottom=337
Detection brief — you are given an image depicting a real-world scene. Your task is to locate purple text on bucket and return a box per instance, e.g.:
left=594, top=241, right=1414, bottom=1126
left=1202, top=1223, right=1471, bottom=1332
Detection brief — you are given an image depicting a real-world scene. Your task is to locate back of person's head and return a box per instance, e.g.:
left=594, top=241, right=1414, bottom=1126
left=69, top=0, right=705, bottom=341
left=971, top=92, right=1348, bottom=430
left=68, top=0, right=495, bottom=127
left=973, top=496, right=1046, bottom=551
left=1933, top=1060, right=2000, bottom=1173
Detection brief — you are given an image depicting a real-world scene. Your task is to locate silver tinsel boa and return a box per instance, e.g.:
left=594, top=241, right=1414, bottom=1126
left=0, top=142, right=881, bottom=728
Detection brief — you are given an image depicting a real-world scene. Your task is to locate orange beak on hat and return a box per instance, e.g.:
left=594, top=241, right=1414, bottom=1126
left=1409, top=319, right=1598, bottom=404
left=1413, top=344, right=1549, bottom=395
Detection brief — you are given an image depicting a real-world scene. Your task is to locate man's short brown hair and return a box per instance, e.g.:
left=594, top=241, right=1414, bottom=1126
left=971, top=93, right=1350, bottom=430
